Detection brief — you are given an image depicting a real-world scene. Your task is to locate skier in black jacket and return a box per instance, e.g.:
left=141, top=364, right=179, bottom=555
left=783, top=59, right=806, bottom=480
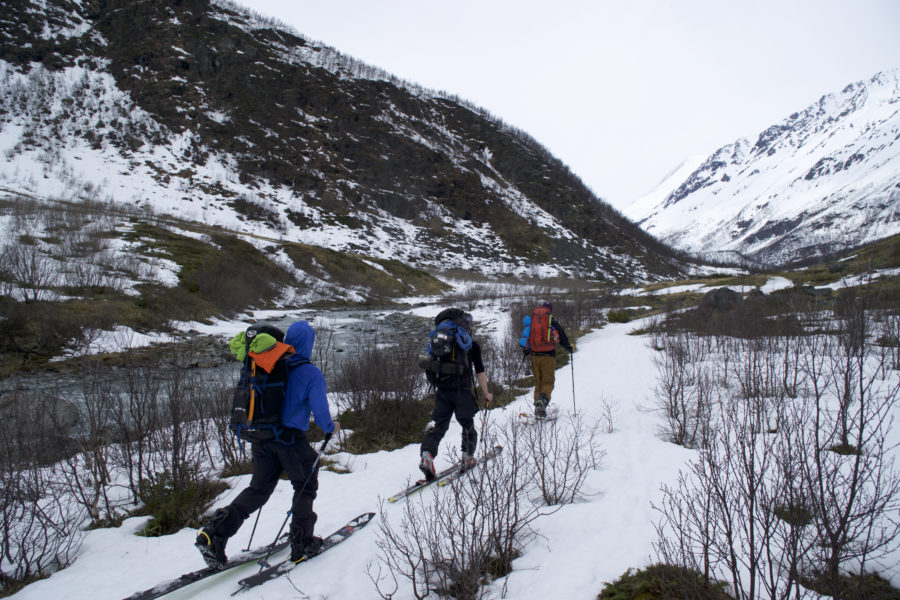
left=419, top=308, right=493, bottom=480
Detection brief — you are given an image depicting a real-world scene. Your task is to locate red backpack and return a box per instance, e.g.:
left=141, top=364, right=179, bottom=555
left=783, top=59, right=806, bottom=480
left=528, top=306, right=558, bottom=353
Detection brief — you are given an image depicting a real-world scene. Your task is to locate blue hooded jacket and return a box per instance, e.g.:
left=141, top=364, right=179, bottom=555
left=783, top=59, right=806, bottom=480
left=282, top=321, right=336, bottom=434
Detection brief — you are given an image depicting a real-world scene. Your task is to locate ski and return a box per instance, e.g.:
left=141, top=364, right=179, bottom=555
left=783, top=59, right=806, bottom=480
left=386, top=445, right=504, bottom=502
left=436, top=445, right=504, bottom=488
left=519, top=409, right=559, bottom=423
left=231, top=512, right=375, bottom=595
left=121, top=534, right=290, bottom=600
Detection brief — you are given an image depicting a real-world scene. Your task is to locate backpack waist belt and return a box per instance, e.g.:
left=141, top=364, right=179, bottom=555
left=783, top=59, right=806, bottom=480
left=419, top=358, right=468, bottom=376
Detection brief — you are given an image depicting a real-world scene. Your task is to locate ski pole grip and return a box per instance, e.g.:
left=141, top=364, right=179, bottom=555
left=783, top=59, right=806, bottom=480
left=320, top=431, right=333, bottom=452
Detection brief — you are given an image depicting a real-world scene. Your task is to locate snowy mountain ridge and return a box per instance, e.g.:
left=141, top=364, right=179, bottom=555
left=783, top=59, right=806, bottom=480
left=627, top=69, right=900, bottom=265
left=0, top=0, right=682, bottom=286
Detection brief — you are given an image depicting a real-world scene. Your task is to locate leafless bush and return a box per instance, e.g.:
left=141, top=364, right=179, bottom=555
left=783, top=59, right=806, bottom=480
left=372, top=423, right=546, bottom=600
left=110, top=364, right=162, bottom=503
left=731, top=335, right=794, bottom=434
left=654, top=398, right=813, bottom=600
left=333, top=332, right=430, bottom=452
left=520, top=412, right=605, bottom=505
left=478, top=333, right=528, bottom=403
left=655, top=293, right=900, bottom=599
left=55, top=366, right=117, bottom=521
left=194, top=375, right=245, bottom=475
left=309, top=321, right=336, bottom=378
left=875, top=313, right=900, bottom=374
left=371, top=413, right=602, bottom=598
left=0, top=241, right=59, bottom=302
left=653, top=331, right=716, bottom=448
left=597, top=393, right=617, bottom=433
left=0, top=393, right=86, bottom=587
left=793, top=324, right=900, bottom=596
left=146, top=368, right=213, bottom=493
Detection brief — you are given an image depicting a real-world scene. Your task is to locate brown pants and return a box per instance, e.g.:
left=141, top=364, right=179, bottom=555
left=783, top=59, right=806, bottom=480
left=531, top=354, right=556, bottom=403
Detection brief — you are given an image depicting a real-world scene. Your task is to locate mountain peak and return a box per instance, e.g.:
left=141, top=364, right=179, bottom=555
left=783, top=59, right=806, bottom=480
left=629, top=69, right=900, bottom=266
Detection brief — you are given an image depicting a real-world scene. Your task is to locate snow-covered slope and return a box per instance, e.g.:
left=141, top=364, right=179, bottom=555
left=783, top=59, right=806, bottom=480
left=3, top=312, right=694, bottom=600
left=0, top=0, right=682, bottom=283
left=630, top=70, right=900, bottom=265
left=622, top=156, right=706, bottom=224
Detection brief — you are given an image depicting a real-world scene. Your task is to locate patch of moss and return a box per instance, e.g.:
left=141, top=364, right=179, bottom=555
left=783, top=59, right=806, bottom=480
left=282, top=241, right=446, bottom=300
left=598, top=564, right=734, bottom=600
left=338, top=396, right=433, bottom=454
left=802, top=570, right=900, bottom=600
left=134, top=476, right=230, bottom=537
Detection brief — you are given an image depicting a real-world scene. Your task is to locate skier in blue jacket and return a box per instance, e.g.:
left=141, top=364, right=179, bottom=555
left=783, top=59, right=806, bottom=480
left=196, top=321, right=340, bottom=567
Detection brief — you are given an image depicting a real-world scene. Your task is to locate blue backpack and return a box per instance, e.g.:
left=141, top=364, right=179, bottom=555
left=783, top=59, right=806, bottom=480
left=420, top=309, right=473, bottom=385
left=519, top=315, right=532, bottom=349
left=429, top=318, right=473, bottom=358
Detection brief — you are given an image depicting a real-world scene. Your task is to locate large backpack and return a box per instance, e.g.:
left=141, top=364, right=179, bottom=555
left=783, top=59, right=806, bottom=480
left=228, top=323, right=305, bottom=443
left=419, top=308, right=473, bottom=386
left=527, top=306, right=558, bottom=353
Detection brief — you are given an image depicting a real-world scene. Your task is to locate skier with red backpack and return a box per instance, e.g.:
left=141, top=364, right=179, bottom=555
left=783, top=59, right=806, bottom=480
left=519, top=302, right=573, bottom=418
left=418, top=308, right=494, bottom=480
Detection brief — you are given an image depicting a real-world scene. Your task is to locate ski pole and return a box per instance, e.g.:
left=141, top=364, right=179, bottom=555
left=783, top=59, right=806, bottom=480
left=570, top=350, right=576, bottom=415
left=472, top=372, right=487, bottom=452
left=243, top=508, right=263, bottom=552
left=257, top=432, right=332, bottom=569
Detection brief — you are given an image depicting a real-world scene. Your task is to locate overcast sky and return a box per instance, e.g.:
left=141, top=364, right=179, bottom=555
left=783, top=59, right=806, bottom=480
left=235, top=0, right=900, bottom=211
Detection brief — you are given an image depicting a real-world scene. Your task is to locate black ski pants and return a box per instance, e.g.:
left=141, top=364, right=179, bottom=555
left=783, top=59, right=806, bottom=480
left=208, top=435, right=319, bottom=549
left=421, top=385, right=478, bottom=457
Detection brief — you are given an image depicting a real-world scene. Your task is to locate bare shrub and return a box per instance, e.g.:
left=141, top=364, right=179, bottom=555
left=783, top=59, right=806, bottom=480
left=478, top=333, right=528, bottom=405
left=0, top=393, right=86, bottom=588
left=109, top=364, right=162, bottom=504
left=654, top=399, right=812, bottom=600
left=0, top=241, right=59, bottom=302
left=732, top=335, right=791, bottom=434
left=194, top=374, right=245, bottom=476
left=56, top=365, right=116, bottom=522
left=874, top=313, right=900, bottom=374
left=372, top=424, right=545, bottom=600
left=519, top=412, right=605, bottom=505
left=371, top=413, right=602, bottom=598
left=333, top=332, right=431, bottom=452
left=597, top=393, right=617, bottom=433
left=794, top=326, right=900, bottom=596
left=655, top=292, right=900, bottom=600
left=653, top=331, right=716, bottom=448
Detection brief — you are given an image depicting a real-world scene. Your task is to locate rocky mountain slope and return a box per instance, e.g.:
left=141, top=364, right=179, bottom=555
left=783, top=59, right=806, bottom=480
left=0, top=0, right=683, bottom=285
left=625, top=70, right=900, bottom=266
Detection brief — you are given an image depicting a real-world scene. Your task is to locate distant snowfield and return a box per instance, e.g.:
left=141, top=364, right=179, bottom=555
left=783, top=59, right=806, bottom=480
left=622, top=275, right=795, bottom=298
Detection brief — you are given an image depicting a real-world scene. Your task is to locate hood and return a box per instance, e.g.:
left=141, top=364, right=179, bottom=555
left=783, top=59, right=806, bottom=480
left=284, top=321, right=315, bottom=361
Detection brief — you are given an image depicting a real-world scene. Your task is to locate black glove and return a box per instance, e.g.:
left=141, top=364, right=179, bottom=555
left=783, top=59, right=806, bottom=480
left=565, top=344, right=574, bottom=353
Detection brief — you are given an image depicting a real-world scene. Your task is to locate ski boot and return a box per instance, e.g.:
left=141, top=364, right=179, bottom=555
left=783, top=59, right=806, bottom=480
left=534, top=393, right=550, bottom=419
left=419, top=450, right=436, bottom=481
left=195, top=528, right=228, bottom=569
left=290, top=536, right=324, bottom=563
left=460, top=452, right=477, bottom=472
